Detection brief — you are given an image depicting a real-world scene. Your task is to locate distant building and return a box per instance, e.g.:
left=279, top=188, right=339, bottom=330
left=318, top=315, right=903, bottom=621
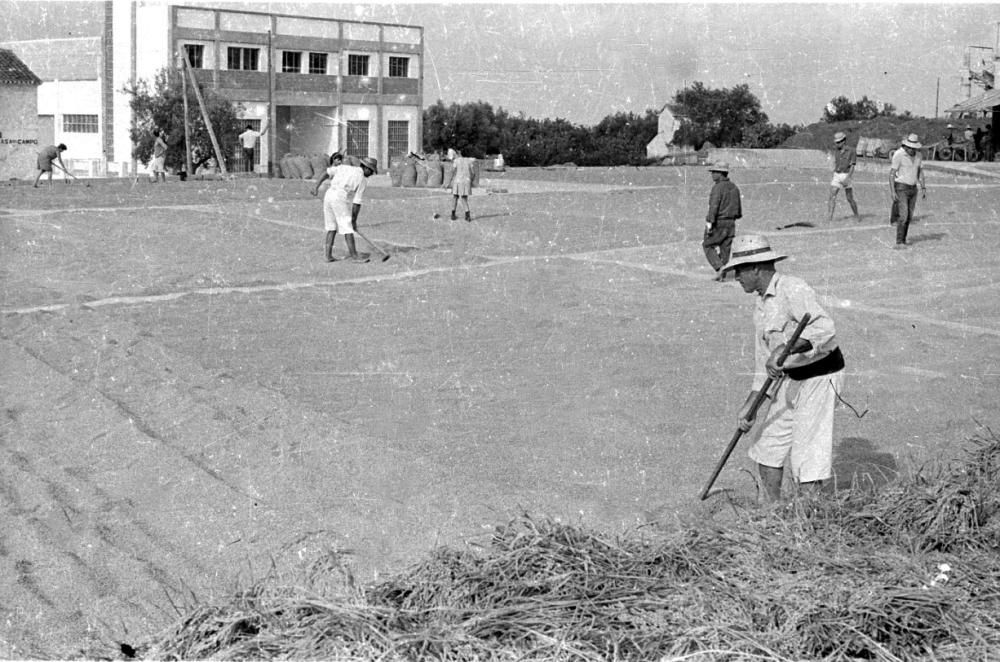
left=2, top=1, right=424, bottom=177
left=0, top=48, right=43, bottom=180
left=645, top=104, right=678, bottom=159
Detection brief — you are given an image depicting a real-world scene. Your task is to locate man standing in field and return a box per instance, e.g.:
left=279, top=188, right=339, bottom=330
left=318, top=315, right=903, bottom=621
left=827, top=131, right=860, bottom=222
left=32, top=143, right=68, bottom=188
left=449, top=150, right=474, bottom=221
left=724, top=234, right=846, bottom=502
left=150, top=129, right=168, bottom=183
left=703, top=162, right=742, bottom=281
left=888, top=133, right=926, bottom=249
left=311, top=154, right=377, bottom=263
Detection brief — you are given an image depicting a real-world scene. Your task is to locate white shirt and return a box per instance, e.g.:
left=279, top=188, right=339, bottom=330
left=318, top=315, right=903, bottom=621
left=239, top=129, right=261, bottom=149
left=325, top=164, right=367, bottom=204
left=753, top=273, right=839, bottom=390
left=890, top=148, right=922, bottom=186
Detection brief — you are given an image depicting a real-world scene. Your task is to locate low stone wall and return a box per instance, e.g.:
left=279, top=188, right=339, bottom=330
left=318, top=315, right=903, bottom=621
left=706, top=148, right=832, bottom=170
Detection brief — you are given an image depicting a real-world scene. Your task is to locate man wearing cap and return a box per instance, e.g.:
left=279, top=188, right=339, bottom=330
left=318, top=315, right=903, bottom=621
left=888, top=134, right=926, bottom=249
left=723, top=234, right=846, bottom=502
left=827, top=132, right=860, bottom=223
left=311, top=155, right=378, bottom=263
left=703, top=162, right=742, bottom=281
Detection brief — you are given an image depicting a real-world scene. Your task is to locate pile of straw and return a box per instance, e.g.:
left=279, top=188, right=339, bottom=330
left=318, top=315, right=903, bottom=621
left=139, top=430, right=1000, bottom=661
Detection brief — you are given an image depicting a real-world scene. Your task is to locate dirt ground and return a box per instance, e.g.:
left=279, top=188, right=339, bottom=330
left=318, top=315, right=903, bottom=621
left=2, top=163, right=999, bottom=658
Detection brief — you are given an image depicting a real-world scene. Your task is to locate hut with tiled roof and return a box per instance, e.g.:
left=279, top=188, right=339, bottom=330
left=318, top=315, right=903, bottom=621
left=0, top=48, right=43, bottom=180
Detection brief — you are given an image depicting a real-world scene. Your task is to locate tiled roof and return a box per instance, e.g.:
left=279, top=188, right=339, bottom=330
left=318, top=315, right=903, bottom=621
left=946, top=88, right=1000, bottom=115
left=0, top=48, right=42, bottom=86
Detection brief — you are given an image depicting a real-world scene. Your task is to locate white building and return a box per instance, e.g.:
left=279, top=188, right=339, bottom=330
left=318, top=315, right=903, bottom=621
left=3, top=1, right=424, bottom=177
left=645, top=104, right=681, bottom=159
left=0, top=48, right=43, bottom=180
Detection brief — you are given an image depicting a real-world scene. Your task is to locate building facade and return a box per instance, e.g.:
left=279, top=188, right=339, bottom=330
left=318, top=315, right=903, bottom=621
left=0, top=48, right=43, bottom=180
left=4, top=1, right=424, bottom=177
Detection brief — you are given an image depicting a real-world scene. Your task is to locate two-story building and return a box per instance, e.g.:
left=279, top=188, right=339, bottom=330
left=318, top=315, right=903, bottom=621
left=4, top=0, right=424, bottom=177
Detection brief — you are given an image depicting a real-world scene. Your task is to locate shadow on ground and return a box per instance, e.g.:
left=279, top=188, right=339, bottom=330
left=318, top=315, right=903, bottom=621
left=832, top=436, right=899, bottom=491
left=908, top=232, right=947, bottom=245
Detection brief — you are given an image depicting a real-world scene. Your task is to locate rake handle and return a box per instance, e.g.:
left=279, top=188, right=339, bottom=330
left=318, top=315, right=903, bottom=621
left=698, top=313, right=811, bottom=500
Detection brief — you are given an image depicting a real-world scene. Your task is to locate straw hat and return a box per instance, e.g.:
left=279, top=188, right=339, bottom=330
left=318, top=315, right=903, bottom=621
left=720, top=234, right=788, bottom=272
left=707, top=161, right=730, bottom=173
left=360, top=156, right=378, bottom=173
left=901, top=134, right=922, bottom=149
left=833, top=131, right=847, bottom=143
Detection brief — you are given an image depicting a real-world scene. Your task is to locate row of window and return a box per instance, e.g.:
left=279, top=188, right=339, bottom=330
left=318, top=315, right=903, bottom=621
left=185, top=44, right=408, bottom=77
left=57, top=115, right=411, bottom=158
left=322, top=120, right=410, bottom=158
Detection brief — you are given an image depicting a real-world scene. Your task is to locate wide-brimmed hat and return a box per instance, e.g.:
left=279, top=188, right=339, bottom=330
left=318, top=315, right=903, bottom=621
left=721, top=234, right=788, bottom=272
left=707, top=161, right=729, bottom=173
left=833, top=131, right=847, bottom=143
left=902, top=134, right=922, bottom=149
left=360, top=156, right=378, bottom=173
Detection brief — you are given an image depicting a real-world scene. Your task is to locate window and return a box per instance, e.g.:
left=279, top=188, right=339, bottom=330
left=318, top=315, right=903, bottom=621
left=388, top=56, right=409, bottom=78
left=308, top=52, right=328, bottom=74
left=63, top=114, right=98, bottom=133
left=281, top=51, right=301, bottom=73
left=227, top=47, right=259, bottom=71
left=387, top=120, right=409, bottom=158
left=346, top=120, right=369, bottom=157
left=184, top=44, right=204, bottom=69
left=348, top=54, right=369, bottom=76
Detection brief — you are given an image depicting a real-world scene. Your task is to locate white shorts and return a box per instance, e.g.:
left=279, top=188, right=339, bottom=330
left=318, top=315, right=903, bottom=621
left=323, top=193, right=354, bottom=233
left=830, top=172, right=852, bottom=189
left=151, top=155, right=166, bottom=173
left=747, top=370, right=845, bottom=483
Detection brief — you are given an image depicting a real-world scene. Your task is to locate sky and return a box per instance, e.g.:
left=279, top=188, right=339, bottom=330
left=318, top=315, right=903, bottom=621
left=3, top=1, right=998, bottom=127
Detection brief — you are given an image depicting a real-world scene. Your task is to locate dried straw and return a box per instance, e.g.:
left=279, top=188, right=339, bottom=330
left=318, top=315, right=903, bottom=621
left=138, top=429, right=1000, bottom=661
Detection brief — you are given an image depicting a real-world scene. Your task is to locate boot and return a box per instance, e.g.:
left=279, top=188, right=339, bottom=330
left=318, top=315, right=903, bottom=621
left=465, top=211, right=471, bottom=222
left=450, top=210, right=457, bottom=221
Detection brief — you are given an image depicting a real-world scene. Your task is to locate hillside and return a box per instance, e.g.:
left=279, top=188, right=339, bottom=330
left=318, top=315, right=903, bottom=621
left=782, top=117, right=976, bottom=151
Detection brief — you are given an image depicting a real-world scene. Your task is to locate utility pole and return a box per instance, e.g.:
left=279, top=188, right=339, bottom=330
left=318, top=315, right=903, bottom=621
left=935, top=77, right=940, bottom=118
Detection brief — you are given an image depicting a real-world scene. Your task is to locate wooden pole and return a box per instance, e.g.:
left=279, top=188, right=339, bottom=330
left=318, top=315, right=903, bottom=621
left=181, top=48, right=227, bottom=174
left=181, top=53, right=192, bottom=177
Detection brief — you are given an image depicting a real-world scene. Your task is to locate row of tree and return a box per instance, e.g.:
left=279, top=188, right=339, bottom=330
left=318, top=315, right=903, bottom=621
left=126, top=67, right=911, bottom=170
left=422, top=101, right=661, bottom=166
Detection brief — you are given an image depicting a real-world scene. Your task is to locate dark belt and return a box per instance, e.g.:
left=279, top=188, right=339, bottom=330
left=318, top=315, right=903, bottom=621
left=785, top=346, right=845, bottom=381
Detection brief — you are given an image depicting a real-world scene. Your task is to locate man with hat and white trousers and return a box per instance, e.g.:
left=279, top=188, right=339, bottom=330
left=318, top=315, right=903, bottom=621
left=703, top=161, right=742, bottom=281
left=888, top=133, right=926, bottom=249
left=827, top=131, right=860, bottom=223
left=311, top=156, right=378, bottom=263
left=723, top=234, right=846, bottom=502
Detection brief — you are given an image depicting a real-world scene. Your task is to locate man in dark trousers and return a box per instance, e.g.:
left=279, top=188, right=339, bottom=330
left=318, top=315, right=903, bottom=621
left=703, top=161, right=742, bottom=281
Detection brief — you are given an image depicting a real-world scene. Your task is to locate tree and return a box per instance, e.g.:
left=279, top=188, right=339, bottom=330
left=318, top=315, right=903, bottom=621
left=125, top=67, right=242, bottom=172
left=740, top=121, right=800, bottom=149
left=423, top=100, right=502, bottom=158
left=822, top=95, right=900, bottom=123
left=669, top=82, right=768, bottom=149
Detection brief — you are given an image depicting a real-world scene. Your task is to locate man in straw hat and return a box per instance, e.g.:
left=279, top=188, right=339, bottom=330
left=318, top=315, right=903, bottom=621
left=311, top=155, right=378, bottom=263
left=888, top=133, right=926, bottom=249
left=722, top=234, right=846, bottom=501
left=703, top=161, right=742, bottom=281
left=827, top=131, right=860, bottom=223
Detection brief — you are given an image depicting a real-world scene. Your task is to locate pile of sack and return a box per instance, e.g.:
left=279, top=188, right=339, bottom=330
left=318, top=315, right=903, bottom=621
left=389, top=153, right=479, bottom=189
